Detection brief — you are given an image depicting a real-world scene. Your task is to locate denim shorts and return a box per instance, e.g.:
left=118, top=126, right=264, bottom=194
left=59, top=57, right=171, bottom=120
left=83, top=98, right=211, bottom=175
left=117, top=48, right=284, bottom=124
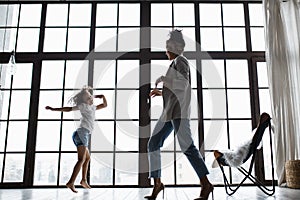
left=72, top=127, right=90, bottom=147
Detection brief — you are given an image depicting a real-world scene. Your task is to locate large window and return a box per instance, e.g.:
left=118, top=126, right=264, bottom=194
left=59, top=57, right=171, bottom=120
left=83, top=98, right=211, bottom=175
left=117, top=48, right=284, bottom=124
left=0, top=1, right=272, bottom=187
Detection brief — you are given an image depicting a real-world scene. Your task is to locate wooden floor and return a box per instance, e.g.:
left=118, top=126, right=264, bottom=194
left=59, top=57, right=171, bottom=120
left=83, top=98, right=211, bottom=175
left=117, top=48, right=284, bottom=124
left=0, top=186, right=299, bottom=200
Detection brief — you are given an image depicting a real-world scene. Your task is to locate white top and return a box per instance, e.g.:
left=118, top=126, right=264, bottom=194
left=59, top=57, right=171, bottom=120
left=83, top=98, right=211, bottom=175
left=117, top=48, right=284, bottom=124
left=78, top=103, right=96, bottom=133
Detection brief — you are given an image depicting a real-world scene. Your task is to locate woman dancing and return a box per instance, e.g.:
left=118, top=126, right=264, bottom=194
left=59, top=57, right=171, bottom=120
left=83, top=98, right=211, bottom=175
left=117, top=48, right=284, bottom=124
left=145, top=30, right=214, bottom=200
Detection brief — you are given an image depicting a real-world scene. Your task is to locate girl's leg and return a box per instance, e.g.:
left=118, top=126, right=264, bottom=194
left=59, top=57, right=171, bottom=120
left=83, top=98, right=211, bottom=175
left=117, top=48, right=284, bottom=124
left=80, top=148, right=91, bottom=189
left=66, top=146, right=87, bottom=193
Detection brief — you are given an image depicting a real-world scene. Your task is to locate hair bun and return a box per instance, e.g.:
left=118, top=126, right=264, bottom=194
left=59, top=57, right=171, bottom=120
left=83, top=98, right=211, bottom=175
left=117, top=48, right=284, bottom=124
left=169, top=29, right=185, bottom=46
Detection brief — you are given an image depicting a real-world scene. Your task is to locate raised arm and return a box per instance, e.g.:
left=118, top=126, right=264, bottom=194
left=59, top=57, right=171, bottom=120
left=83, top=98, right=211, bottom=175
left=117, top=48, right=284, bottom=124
left=45, top=106, right=78, bottom=112
left=94, top=95, right=108, bottom=110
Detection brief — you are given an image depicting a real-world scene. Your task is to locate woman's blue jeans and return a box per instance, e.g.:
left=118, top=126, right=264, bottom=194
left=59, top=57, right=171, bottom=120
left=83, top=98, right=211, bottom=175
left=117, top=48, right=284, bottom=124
left=148, top=117, right=209, bottom=179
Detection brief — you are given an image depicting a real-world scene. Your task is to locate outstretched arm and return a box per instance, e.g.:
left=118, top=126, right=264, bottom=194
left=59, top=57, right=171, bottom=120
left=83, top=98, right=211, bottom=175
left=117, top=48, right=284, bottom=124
left=45, top=106, right=78, bottom=112
left=94, top=95, right=107, bottom=110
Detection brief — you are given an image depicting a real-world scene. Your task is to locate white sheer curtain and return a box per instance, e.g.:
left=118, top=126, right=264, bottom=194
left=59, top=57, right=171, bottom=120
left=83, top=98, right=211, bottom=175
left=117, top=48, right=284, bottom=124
left=263, top=0, right=300, bottom=185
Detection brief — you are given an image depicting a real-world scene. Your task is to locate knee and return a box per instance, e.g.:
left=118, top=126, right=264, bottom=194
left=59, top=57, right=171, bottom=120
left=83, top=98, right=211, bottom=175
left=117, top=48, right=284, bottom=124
left=182, top=144, right=198, bottom=156
left=77, top=158, right=85, bottom=165
left=85, top=155, right=91, bottom=163
left=148, top=137, right=159, bottom=152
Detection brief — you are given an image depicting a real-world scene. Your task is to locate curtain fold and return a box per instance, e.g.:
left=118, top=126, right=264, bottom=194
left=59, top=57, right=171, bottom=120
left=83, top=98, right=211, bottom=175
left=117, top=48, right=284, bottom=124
left=263, top=0, right=300, bottom=185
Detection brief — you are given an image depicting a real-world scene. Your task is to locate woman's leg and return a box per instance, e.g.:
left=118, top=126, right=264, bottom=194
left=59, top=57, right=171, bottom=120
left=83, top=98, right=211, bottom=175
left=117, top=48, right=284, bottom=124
left=145, top=118, right=173, bottom=198
left=80, top=148, right=91, bottom=189
left=148, top=118, right=173, bottom=178
left=172, top=119, right=213, bottom=199
left=66, top=146, right=87, bottom=193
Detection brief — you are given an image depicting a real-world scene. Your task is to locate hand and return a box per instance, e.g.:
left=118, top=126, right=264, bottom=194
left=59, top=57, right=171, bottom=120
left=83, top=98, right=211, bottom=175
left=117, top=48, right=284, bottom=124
left=45, top=106, right=53, bottom=110
left=155, top=76, right=164, bottom=88
left=149, top=88, right=162, bottom=98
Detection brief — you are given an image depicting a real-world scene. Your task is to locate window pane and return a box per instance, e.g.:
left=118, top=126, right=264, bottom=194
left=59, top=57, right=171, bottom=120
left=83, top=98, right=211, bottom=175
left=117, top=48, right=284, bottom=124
left=226, top=60, right=249, bottom=88
left=119, top=4, right=140, bottom=26
left=38, top=91, right=63, bottom=119
left=199, top=4, right=222, bottom=26
left=117, top=60, right=139, bottom=88
left=190, top=60, right=197, bottom=88
left=115, top=153, right=138, bottom=185
left=43, top=28, right=67, bottom=52
left=9, top=91, right=31, bottom=119
left=251, top=27, right=265, bottom=51
left=191, top=90, right=198, bottom=119
left=65, top=60, right=88, bottom=89
left=3, top=153, right=25, bottom=182
left=161, top=153, right=175, bottom=184
left=96, top=4, right=117, bottom=26
left=116, top=121, right=138, bottom=151
left=203, top=89, right=227, bottom=119
left=95, top=90, right=115, bottom=120
left=61, top=121, right=78, bottom=151
left=0, top=28, right=17, bottom=52
left=46, top=4, right=68, bottom=26
left=16, top=28, right=40, bottom=52
left=257, top=62, right=269, bottom=88
left=40, top=61, right=65, bottom=89
left=174, top=4, right=195, bottom=26
left=67, top=28, right=90, bottom=52
left=227, top=89, right=251, bottom=118
left=12, top=63, right=32, bottom=88
left=90, top=153, right=113, bottom=185
left=151, top=4, right=172, bottom=26
left=94, top=60, right=116, bottom=89
left=0, top=4, right=19, bottom=27
left=95, top=28, right=117, bottom=52
left=259, top=89, right=272, bottom=114
left=116, top=90, right=139, bottom=119
left=224, top=28, right=246, bottom=51
left=19, top=4, right=42, bottom=27
left=180, top=27, right=196, bottom=51
left=201, top=60, right=225, bottom=88
left=229, top=120, right=252, bottom=148
left=91, top=121, right=114, bottom=151
left=36, top=121, right=61, bottom=151
left=151, top=28, right=170, bottom=52
left=200, top=28, right=223, bottom=51
left=0, top=122, right=7, bottom=152
left=249, top=4, right=264, bottom=26
left=68, top=4, right=91, bottom=26
left=118, top=28, right=140, bottom=52
left=204, top=120, right=228, bottom=150
left=0, top=91, right=10, bottom=120
left=34, top=153, right=59, bottom=185
left=6, top=121, right=28, bottom=152
left=176, top=153, right=199, bottom=184
left=222, top=4, right=245, bottom=26
left=59, top=153, right=81, bottom=185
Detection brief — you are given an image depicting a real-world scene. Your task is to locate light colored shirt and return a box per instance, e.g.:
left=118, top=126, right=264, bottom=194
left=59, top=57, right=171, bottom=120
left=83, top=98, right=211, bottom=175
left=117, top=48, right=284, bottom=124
left=161, top=55, right=191, bottom=122
left=78, top=103, right=96, bottom=133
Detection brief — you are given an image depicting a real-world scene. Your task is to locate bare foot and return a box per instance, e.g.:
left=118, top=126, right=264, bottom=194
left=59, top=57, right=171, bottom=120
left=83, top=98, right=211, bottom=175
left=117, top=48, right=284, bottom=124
left=66, top=182, right=78, bottom=193
left=80, top=180, right=91, bottom=189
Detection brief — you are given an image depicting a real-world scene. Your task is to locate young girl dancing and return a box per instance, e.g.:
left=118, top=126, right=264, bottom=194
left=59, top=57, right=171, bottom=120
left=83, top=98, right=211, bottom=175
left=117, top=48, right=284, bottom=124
left=45, top=86, right=107, bottom=193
